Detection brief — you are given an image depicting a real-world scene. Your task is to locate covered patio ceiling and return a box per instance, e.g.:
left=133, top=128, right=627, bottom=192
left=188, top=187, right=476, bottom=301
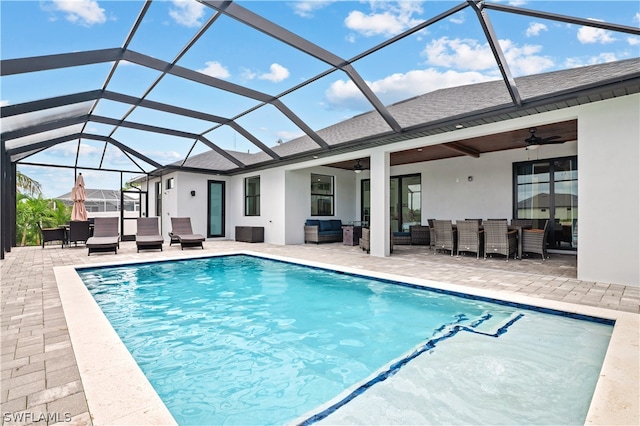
left=325, top=120, right=578, bottom=170
left=2, top=1, right=639, bottom=179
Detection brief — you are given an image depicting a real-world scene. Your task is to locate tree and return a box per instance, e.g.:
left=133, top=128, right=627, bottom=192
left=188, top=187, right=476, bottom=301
left=15, top=172, right=70, bottom=246
left=16, top=171, right=43, bottom=198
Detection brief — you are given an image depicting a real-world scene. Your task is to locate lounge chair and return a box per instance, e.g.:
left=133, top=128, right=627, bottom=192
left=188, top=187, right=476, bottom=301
left=86, top=217, right=119, bottom=256
left=170, top=217, right=205, bottom=250
left=135, top=217, right=164, bottom=252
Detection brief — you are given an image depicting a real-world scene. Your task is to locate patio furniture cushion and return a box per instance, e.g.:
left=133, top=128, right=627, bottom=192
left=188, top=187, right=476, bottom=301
left=305, top=219, right=320, bottom=227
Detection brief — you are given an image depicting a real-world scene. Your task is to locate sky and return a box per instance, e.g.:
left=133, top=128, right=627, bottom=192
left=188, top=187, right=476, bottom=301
left=1, top=0, right=639, bottom=198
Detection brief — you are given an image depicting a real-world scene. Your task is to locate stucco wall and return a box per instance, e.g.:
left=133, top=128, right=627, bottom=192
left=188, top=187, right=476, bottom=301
left=138, top=94, right=639, bottom=287
left=577, top=95, right=640, bottom=286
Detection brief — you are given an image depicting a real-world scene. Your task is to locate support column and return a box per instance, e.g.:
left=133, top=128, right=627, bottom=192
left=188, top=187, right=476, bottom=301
left=369, top=150, right=390, bottom=257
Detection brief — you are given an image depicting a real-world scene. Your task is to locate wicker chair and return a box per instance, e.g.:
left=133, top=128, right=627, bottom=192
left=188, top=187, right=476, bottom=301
left=522, top=220, right=550, bottom=260
left=68, top=220, right=91, bottom=247
left=37, top=222, right=64, bottom=249
left=456, top=220, right=484, bottom=258
left=359, top=227, right=370, bottom=253
left=409, top=225, right=430, bottom=245
left=510, top=219, right=533, bottom=228
left=427, top=219, right=436, bottom=251
left=483, top=219, right=517, bottom=261
left=433, top=220, right=457, bottom=256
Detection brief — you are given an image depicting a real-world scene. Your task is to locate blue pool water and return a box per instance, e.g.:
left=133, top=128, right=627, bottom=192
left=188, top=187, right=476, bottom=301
left=78, top=255, right=613, bottom=425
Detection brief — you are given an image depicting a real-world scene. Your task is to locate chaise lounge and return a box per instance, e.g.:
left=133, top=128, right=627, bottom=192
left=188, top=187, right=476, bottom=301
left=86, top=217, right=119, bottom=256
left=135, top=217, right=164, bottom=252
left=170, top=217, right=205, bottom=250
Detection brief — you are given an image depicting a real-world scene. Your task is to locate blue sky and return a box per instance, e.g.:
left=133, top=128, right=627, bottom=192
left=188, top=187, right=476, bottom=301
left=1, top=0, right=639, bottom=198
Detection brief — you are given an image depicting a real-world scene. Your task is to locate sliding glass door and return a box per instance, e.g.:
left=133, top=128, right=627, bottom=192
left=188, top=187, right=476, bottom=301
left=514, top=156, right=577, bottom=250
left=361, top=174, right=421, bottom=232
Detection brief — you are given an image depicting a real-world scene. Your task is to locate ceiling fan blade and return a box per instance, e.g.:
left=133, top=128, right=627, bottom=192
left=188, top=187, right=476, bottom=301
left=542, top=135, right=561, bottom=141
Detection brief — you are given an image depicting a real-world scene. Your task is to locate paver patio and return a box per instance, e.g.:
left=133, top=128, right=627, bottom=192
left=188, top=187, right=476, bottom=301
left=1, top=240, right=638, bottom=425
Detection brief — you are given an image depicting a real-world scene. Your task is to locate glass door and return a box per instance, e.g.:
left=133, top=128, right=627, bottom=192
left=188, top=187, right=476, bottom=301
left=208, top=180, right=225, bottom=237
left=390, top=174, right=421, bottom=232
left=514, top=156, right=577, bottom=250
left=120, top=189, right=145, bottom=241
left=361, top=175, right=421, bottom=232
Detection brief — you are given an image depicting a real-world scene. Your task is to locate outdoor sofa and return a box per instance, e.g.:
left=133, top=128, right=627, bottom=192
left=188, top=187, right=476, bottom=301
left=304, top=219, right=343, bottom=244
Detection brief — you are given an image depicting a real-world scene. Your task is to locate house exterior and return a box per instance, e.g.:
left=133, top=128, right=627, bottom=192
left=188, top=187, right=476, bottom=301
left=137, top=73, right=639, bottom=288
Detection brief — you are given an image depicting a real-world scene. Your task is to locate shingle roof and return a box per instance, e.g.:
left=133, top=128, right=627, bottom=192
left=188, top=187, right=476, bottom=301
left=174, top=57, right=640, bottom=173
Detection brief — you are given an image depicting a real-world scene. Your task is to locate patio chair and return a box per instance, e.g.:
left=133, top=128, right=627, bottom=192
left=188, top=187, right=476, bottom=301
left=510, top=219, right=533, bottom=228
left=483, top=219, right=517, bottom=261
left=68, top=220, right=91, bottom=247
left=170, top=217, right=205, bottom=250
left=37, top=222, right=64, bottom=249
left=135, top=217, right=164, bottom=252
left=86, top=217, right=120, bottom=256
left=456, top=220, right=484, bottom=258
left=409, top=225, right=430, bottom=245
left=427, top=219, right=436, bottom=251
left=433, top=220, right=456, bottom=256
left=522, top=220, right=550, bottom=260
left=359, top=227, right=370, bottom=253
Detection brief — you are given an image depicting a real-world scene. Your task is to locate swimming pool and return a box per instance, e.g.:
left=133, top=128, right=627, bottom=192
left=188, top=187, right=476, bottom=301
left=76, top=254, right=613, bottom=425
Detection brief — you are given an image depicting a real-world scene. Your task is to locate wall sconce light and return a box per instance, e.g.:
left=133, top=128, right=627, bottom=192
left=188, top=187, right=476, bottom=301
left=190, top=190, right=196, bottom=196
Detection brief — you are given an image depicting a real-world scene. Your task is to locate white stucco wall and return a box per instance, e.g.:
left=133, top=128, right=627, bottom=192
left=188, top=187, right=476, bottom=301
left=418, top=141, right=578, bottom=222
left=137, top=93, right=639, bottom=287
left=577, top=95, right=640, bottom=286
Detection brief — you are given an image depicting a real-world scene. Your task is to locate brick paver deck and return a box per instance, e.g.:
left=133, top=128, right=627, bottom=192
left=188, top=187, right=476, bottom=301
left=2, top=241, right=638, bottom=424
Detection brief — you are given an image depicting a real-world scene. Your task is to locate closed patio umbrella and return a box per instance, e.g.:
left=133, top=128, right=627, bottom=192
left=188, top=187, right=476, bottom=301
left=71, top=173, right=88, bottom=221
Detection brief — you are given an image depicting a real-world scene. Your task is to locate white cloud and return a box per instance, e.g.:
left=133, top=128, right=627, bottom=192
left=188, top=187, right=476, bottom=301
left=197, top=61, right=230, bottom=79
left=169, top=0, right=205, bottom=28
left=634, top=12, right=640, bottom=24
left=628, top=37, right=640, bottom=46
left=51, top=0, right=106, bottom=26
left=422, top=36, right=554, bottom=76
left=344, top=2, right=424, bottom=37
left=1, top=100, right=9, bottom=107
left=292, top=1, right=334, bottom=18
left=526, top=22, right=547, bottom=37
left=423, top=37, right=497, bottom=71
left=258, top=63, right=290, bottom=83
left=449, top=13, right=465, bottom=25
left=325, top=67, right=494, bottom=111
left=577, top=20, right=616, bottom=44
left=565, top=52, right=619, bottom=68
left=240, top=68, right=257, bottom=80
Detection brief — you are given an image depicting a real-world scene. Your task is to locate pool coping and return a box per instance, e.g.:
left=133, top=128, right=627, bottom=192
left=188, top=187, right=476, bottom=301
left=54, top=249, right=639, bottom=426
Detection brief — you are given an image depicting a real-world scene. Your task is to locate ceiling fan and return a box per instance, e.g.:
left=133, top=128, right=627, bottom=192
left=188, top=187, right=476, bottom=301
left=524, top=127, right=563, bottom=149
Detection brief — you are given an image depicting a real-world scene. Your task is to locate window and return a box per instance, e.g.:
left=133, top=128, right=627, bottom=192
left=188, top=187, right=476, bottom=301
left=155, top=182, right=162, bottom=217
left=311, top=173, right=334, bottom=216
left=245, top=176, right=260, bottom=216
left=166, top=177, right=174, bottom=190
